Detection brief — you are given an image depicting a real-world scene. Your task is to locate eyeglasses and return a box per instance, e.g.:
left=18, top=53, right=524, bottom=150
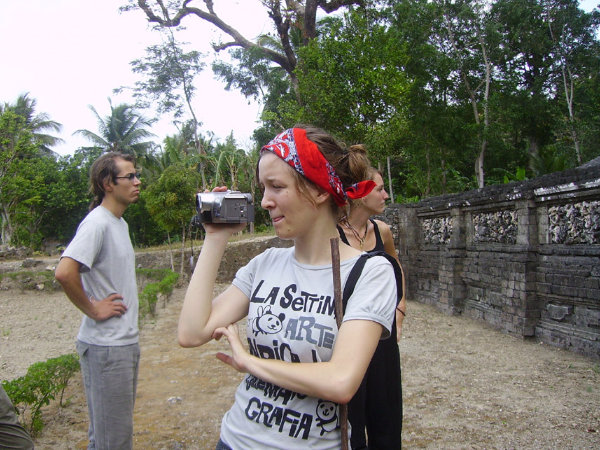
left=115, top=172, right=141, bottom=181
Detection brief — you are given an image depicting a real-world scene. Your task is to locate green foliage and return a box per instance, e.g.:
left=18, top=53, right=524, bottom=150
left=296, top=10, right=411, bottom=151
left=124, top=195, right=167, bottom=248
left=138, top=268, right=180, bottom=318
left=3, top=0, right=600, bottom=251
left=7, top=155, right=64, bottom=249
left=2, top=353, right=80, bottom=435
left=485, top=165, right=529, bottom=185
left=73, top=99, right=157, bottom=168
left=254, top=223, right=274, bottom=234
left=1, top=93, right=63, bottom=154
left=144, top=163, right=200, bottom=233
left=126, top=30, right=205, bottom=120
left=0, top=109, right=42, bottom=245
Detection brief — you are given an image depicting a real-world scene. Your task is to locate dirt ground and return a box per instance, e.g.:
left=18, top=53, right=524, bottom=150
left=1, top=282, right=599, bottom=449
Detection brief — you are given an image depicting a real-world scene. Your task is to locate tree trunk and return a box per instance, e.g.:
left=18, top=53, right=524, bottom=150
left=444, top=12, right=491, bottom=189
left=0, top=204, right=13, bottom=245
left=180, top=226, right=186, bottom=275
left=166, top=231, right=175, bottom=272
left=386, top=156, right=394, bottom=204
left=562, top=66, right=582, bottom=165
left=547, top=11, right=582, bottom=165
left=425, top=150, right=431, bottom=197
left=441, top=158, right=447, bottom=194
left=475, top=141, right=486, bottom=189
left=528, top=135, right=540, bottom=172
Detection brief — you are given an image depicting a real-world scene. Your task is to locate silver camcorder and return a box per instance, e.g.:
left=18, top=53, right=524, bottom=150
left=191, top=191, right=254, bottom=225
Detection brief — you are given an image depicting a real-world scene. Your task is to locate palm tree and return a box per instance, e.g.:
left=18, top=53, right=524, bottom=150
left=211, top=133, right=244, bottom=188
left=74, top=99, right=157, bottom=167
left=1, top=93, right=63, bottom=155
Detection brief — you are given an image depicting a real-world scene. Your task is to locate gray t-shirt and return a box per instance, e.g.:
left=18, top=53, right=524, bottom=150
left=220, top=247, right=396, bottom=449
left=62, top=205, right=139, bottom=346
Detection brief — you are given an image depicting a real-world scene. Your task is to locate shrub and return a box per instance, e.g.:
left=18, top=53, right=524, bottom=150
left=2, top=353, right=80, bottom=435
left=137, top=268, right=180, bottom=319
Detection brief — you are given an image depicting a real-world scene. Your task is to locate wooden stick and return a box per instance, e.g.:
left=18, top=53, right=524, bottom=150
left=330, top=237, right=349, bottom=450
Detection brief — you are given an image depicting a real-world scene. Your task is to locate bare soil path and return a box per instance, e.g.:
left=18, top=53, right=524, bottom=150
left=1, top=285, right=599, bottom=449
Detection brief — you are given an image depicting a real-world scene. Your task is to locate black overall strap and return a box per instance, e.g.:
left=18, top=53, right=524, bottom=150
left=341, top=251, right=403, bottom=314
left=341, top=254, right=370, bottom=313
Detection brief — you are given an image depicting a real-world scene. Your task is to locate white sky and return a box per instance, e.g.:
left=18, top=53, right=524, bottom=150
left=1, top=1, right=598, bottom=156
left=0, top=0, right=271, bottom=155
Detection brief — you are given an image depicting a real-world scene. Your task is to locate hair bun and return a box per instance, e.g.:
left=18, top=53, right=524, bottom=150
left=348, top=144, right=367, bottom=155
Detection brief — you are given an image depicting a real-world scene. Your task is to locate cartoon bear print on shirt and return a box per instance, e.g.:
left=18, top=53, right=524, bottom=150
left=250, top=305, right=286, bottom=336
left=315, top=399, right=338, bottom=435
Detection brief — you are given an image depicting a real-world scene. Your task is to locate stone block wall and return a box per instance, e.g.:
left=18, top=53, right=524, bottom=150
left=382, top=164, right=600, bottom=358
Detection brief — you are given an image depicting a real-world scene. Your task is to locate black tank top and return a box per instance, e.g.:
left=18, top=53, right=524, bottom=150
left=337, top=218, right=385, bottom=252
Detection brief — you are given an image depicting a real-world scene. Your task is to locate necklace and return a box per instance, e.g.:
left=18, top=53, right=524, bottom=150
left=342, top=218, right=369, bottom=249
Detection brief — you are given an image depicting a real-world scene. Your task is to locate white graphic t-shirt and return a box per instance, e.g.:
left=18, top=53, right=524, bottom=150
left=220, top=247, right=396, bottom=449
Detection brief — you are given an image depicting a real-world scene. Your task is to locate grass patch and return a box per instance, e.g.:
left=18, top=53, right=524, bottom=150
left=0, top=270, right=57, bottom=291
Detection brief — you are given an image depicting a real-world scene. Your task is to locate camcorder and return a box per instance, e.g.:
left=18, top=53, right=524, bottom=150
left=191, top=190, right=255, bottom=226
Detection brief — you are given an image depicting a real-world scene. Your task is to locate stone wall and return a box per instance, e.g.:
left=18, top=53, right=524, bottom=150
left=135, top=235, right=292, bottom=283
left=381, top=164, right=600, bottom=358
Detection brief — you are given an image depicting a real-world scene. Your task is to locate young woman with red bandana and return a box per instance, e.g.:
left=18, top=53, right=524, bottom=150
left=178, top=126, right=398, bottom=450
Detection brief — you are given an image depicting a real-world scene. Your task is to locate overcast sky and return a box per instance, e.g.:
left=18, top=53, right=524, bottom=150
left=0, top=0, right=270, bottom=155
left=1, top=1, right=598, bottom=156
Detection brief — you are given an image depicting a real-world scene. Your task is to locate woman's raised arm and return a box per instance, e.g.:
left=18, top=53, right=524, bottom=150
left=178, top=223, right=249, bottom=348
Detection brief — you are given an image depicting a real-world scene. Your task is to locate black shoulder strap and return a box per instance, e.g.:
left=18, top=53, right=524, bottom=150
left=336, top=224, right=350, bottom=245
left=341, top=250, right=403, bottom=314
left=341, top=254, right=370, bottom=313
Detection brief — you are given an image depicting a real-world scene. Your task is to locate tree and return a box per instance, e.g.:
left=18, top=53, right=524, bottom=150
left=296, top=9, right=411, bottom=144
left=120, top=29, right=211, bottom=186
left=124, top=0, right=364, bottom=102
left=542, top=0, right=600, bottom=165
left=7, top=155, right=62, bottom=249
left=440, top=0, right=493, bottom=188
left=212, top=133, right=248, bottom=189
left=490, top=0, right=562, bottom=169
left=0, top=110, right=39, bottom=244
left=213, top=44, right=297, bottom=139
left=144, top=163, right=201, bottom=273
left=387, top=0, right=477, bottom=196
left=488, top=0, right=600, bottom=174
left=1, top=93, right=63, bottom=156
left=73, top=99, right=157, bottom=167
left=42, top=147, right=104, bottom=244
left=291, top=8, right=413, bottom=199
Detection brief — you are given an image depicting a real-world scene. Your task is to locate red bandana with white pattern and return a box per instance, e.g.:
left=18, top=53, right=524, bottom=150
left=261, top=128, right=375, bottom=206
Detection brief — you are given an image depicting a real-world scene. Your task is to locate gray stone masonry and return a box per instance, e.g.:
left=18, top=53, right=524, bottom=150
left=381, top=163, right=600, bottom=359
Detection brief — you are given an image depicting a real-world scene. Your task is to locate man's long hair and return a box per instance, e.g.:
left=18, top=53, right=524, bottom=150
left=89, top=152, right=135, bottom=210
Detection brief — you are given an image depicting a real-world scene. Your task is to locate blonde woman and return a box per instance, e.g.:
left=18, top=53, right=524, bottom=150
left=337, top=157, right=405, bottom=449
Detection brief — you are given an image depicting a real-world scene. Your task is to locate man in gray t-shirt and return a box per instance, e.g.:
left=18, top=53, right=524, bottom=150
left=55, top=152, right=141, bottom=450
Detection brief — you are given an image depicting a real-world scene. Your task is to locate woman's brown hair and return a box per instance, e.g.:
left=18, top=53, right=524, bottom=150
left=257, top=125, right=371, bottom=217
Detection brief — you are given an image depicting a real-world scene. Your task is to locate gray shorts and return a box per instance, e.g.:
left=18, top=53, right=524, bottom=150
left=76, top=340, right=140, bottom=450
